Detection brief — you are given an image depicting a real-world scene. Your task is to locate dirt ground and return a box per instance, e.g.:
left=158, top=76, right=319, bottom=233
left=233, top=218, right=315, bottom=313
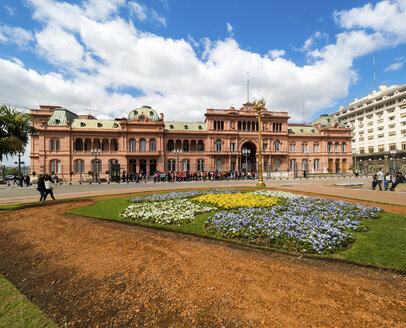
left=0, top=198, right=405, bottom=327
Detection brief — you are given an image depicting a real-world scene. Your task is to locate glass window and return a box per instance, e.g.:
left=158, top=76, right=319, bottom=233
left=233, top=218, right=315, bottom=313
left=149, top=139, right=156, bottom=151
left=216, top=159, right=222, bottom=171
left=129, top=139, right=136, bottom=151
left=140, top=139, right=146, bottom=151
left=216, top=140, right=222, bottom=152
left=274, top=140, right=280, bottom=152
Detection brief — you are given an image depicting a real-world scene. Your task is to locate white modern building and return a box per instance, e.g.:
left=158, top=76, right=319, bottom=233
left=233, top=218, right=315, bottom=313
left=333, top=83, right=406, bottom=173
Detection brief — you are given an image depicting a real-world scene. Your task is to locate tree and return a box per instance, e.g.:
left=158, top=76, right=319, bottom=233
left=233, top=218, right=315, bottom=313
left=0, top=105, right=38, bottom=161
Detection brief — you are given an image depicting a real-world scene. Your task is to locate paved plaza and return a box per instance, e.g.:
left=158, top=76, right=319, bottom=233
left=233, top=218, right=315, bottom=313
left=1, top=176, right=405, bottom=206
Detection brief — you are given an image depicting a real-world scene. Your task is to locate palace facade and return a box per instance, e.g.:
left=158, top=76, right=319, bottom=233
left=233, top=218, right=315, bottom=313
left=29, top=103, right=352, bottom=181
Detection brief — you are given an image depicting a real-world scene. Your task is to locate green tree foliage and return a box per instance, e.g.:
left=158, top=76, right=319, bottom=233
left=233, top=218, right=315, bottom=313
left=0, top=105, right=38, bottom=161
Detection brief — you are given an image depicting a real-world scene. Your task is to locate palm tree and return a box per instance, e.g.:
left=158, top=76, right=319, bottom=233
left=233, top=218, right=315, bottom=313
left=0, top=105, right=38, bottom=161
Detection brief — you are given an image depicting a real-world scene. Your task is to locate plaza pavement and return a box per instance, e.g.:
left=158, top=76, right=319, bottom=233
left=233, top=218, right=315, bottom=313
left=1, top=175, right=405, bottom=206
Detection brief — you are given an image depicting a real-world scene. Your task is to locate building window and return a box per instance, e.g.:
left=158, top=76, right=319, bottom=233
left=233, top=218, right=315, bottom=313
left=313, top=143, right=319, bottom=152
left=341, top=143, right=346, bottom=153
left=230, top=143, right=235, bottom=152
left=263, top=143, right=267, bottom=152
left=389, top=144, right=396, bottom=151
left=334, top=142, right=339, bottom=152
left=327, top=142, right=332, bottom=153
left=149, top=139, right=156, bottom=151
left=92, top=159, right=101, bottom=173
left=74, top=159, right=84, bottom=173
left=50, top=160, right=60, bottom=174
left=313, top=159, right=320, bottom=170
left=182, top=159, right=190, bottom=171
left=274, top=140, right=280, bottom=152
left=216, top=140, right=222, bottom=152
left=75, top=138, right=83, bottom=151
left=378, top=145, right=385, bottom=152
left=275, top=159, right=281, bottom=171
left=140, top=139, right=146, bottom=151
left=289, top=159, right=297, bottom=170
left=183, top=140, right=189, bottom=152
left=302, top=143, right=307, bottom=153
left=197, top=159, right=205, bottom=171
left=129, top=139, right=136, bottom=152
left=168, top=159, right=176, bottom=172
left=197, top=140, right=204, bottom=152
left=216, top=159, right=222, bottom=171
left=368, top=146, right=374, bottom=153
left=50, top=140, right=55, bottom=151
left=290, top=143, right=296, bottom=152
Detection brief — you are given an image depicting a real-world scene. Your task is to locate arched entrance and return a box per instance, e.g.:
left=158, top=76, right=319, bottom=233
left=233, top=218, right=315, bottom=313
left=241, top=141, right=257, bottom=172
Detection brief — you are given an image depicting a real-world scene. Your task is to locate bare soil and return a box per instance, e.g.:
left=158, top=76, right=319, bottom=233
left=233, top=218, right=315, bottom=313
left=0, top=198, right=405, bottom=327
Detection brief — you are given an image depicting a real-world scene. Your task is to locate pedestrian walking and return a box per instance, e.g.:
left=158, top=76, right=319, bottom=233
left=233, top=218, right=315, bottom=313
left=37, top=177, right=46, bottom=201
left=25, top=174, right=30, bottom=187
left=44, top=176, right=56, bottom=200
left=376, top=168, right=384, bottom=191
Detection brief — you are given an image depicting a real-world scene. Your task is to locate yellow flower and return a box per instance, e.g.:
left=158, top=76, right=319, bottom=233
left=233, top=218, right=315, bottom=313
left=193, top=193, right=278, bottom=209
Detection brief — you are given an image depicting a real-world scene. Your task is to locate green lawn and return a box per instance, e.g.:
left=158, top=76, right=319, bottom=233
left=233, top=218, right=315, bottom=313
left=0, top=274, right=57, bottom=328
left=68, top=194, right=406, bottom=271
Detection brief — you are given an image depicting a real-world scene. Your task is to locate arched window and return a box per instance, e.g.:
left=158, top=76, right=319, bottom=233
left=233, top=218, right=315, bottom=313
left=56, top=139, right=60, bottom=150
left=50, top=139, right=55, bottom=151
left=111, top=139, right=118, bottom=151
left=243, top=121, right=246, bottom=131
left=129, top=139, right=136, bottom=152
left=101, top=139, right=108, bottom=152
left=313, top=159, right=320, bottom=170
left=140, top=138, right=146, bottom=151
left=238, top=121, right=241, bottom=131
left=84, top=138, right=91, bottom=152
left=149, top=139, right=156, bottom=151
left=183, top=140, right=189, bottom=152
left=197, top=140, right=204, bottom=152
left=167, top=139, right=174, bottom=151
left=215, top=139, right=222, bottom=152
left=75, top=138, right=83, bottom=151
left=274, top=140, right=280, bottom=152
left=327, top=142, right=332, bottom=153
left=341, top=142, right=346, bottom=153
left=216, top=159, right=222, bottom=171
left=74, top=159, right=84, bottom=173
left=334, top=142, right=339, bottom=152
left=50, top=160, right=60, bottom=174
left=247, top=121, right=251, bottom=131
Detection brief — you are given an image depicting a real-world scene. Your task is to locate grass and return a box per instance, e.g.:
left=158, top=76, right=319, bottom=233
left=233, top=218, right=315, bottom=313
left=68, top=193, right=406, bottom=271
left=0, top=274, right=57, bottom=328
left=335, top=213, right=406, bottom=271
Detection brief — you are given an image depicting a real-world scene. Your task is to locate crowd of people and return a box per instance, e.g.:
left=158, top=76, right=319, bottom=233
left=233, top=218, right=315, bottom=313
left=372, top=168, right=406, bottom=191
left=121, top=170, right=257, bottom=183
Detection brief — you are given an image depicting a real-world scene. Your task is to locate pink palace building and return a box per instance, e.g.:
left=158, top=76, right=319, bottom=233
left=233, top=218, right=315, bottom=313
left=29, top=102, right=353, bottom=181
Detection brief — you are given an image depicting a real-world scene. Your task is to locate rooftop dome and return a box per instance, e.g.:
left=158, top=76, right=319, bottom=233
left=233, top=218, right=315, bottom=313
left=128, top=106, right=159, bottom=121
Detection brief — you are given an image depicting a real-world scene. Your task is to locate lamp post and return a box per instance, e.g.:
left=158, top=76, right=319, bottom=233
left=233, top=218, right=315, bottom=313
left=253, top=99, right=266, bottom=187
left=173, top=148, right=183, bottom=172
left=14, top=153, right=24, bottom=177
left=390, top=149, right=397, bottom=172
left=91, top=148, right=101, bottom=183
left=242, top=148, right=251, bottom=173
left=354, top=150, right=359, bottom=175
left=304, top=150, right=311, bottom=178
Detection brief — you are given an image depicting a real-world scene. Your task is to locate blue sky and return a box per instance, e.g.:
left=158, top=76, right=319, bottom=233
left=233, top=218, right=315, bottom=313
left=1, top=0, right=406, bottom=166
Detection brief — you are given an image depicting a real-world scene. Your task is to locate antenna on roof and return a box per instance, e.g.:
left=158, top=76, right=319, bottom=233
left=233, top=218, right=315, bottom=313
left=247, top=72, right=250, bottom=103
left=373, top=34, right=376, bottom=91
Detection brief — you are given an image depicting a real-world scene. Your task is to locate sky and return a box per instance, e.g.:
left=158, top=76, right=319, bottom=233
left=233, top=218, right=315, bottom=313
left=1, top=0, right=406, bottom=167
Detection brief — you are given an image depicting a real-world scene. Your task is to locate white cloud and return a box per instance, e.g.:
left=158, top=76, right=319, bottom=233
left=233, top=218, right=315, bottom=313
left=11, top=57, right=24, bottom=67
left=267, top=49, right=285, bottom=59
left=0, top=25, right=34, bottom=47
left=384, top=62, right=403, bottom=71
left=128, top=1, right=166, bottom=26
left=4, top=6, right=14, bottom=16
left=335, top=0, right=406, bottom=40
left=226, top=22, right=233, bottom=33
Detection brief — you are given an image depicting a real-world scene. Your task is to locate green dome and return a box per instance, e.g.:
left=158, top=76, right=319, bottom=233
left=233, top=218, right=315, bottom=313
left=128, top=106, right=159, bottom=121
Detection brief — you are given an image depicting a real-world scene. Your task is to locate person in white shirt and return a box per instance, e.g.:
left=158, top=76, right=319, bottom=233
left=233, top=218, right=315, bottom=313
left=376, top=168, right=384, bottom=191
left=44, top=176, right=56, bottom=200
left=384, top=172, right=392, bottom=191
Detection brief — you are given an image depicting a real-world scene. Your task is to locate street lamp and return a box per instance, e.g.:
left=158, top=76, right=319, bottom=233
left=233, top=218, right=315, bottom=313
left=242, top=148, right=251, bottom=173
left=173, top=148, right=183, bottom=172
left=390, top=149, right=397, bottom=172
left=353, top=150, right=359, bottom=175
left=304, top=150, right=311, bottom=178
left=253, top=99, right=266, bottom=187
left=14, top=153, right=24, bottom=177
left=91, top=148, right=101, bottom=183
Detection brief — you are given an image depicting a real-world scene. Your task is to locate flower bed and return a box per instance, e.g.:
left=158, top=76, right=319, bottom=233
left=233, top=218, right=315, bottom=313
left=120, top=189, right=384, bottom=254
left=334, top=183, right=363, bottom=187
left=193, top=193, right=279, bottom=209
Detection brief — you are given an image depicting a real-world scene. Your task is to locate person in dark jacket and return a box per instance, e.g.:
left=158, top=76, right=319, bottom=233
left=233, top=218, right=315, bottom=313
left=390, top=171, right=406, bottom=191
left=37, top=177, right=46, bottom=201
